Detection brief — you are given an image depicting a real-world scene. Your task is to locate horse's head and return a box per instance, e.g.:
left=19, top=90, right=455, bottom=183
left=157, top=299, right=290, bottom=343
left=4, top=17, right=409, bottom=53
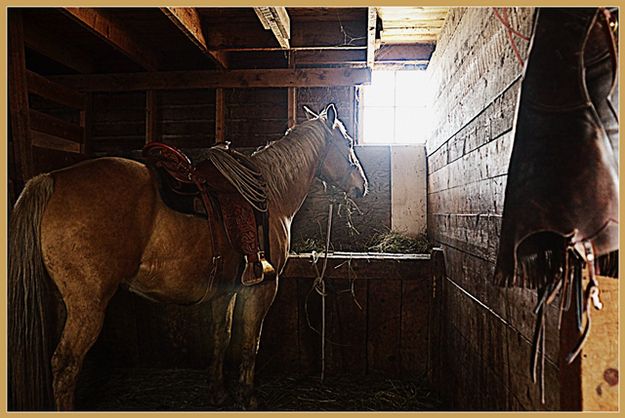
left=314, top=104, right=368, bottom=199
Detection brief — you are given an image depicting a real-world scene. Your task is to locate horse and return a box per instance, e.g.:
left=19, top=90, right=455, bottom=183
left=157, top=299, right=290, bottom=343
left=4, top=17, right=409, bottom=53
left=8, top=103, right=369, bottom=411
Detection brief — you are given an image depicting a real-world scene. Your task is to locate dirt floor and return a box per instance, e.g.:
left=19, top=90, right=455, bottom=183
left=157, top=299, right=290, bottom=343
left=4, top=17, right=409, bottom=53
left=75, top=368, right=443, bottom=411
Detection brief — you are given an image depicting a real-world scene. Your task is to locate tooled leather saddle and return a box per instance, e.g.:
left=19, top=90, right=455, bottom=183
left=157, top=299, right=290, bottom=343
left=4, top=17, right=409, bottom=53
left=143, top=142, right=275, bottom=286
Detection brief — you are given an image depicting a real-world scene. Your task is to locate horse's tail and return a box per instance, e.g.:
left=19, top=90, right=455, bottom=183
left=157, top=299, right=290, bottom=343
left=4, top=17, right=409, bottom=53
left=8, top=173, right=56, bottom=411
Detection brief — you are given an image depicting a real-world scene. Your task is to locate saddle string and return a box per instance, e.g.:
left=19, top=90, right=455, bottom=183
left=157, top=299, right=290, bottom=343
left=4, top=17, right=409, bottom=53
left=528, top=240, right=604, bottom=403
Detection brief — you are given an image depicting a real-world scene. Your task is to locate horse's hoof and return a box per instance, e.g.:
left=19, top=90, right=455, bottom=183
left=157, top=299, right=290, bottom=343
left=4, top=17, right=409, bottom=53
left=235, top=386, right=259, bottom=410
left=206, top=386, right=231, bottom=407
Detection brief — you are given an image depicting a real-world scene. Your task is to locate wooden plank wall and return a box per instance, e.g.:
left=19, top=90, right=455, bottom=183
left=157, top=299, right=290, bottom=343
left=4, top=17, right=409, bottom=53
left=424, top=7, right=565, bottom=410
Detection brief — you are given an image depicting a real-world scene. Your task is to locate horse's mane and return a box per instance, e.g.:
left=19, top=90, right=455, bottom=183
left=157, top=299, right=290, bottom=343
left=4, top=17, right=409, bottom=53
left=252, top=119, right=329, bottom=201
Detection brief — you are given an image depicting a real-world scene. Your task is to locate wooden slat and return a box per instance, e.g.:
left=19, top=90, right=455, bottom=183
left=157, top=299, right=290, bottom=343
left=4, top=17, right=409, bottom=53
left=23, top=18, right=95, bottom=74
left=29, top=109, right=84, bottom=144
left=288, top=87, right=297, bottom=128
left=368, top=278, right=402, bottom=375
left=31, top=130, right=82, bottom=154
left=366, top=7, right=377, bottom=68
left=63, top=8, right=160, bottom=71
left=145, top=90, right=159, bottom=144
left=161, top=7, right=228, bottom=69
left=400, top=270, right=432, bottom=377
left=79, top=93, right=93, bottom=154
left=287, top=51, right=297, bottom=128
left=26, top=70, right=86, bottom=110
left=215, top=88, right=225, bottom=144
left=51, top=68, right=372, bottom=91
left=8, top=10, right=34, bottom=181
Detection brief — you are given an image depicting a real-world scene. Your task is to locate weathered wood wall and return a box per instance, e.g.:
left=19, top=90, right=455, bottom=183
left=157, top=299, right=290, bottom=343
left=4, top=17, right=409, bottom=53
left=424, top=7, right=565, bottom=410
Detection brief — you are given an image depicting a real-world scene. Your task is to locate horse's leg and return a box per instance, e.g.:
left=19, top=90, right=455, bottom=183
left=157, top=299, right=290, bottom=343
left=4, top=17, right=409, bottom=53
left=51, top=302, right=108, bottom=410
left=206, top=292, right=237, bottom=406
left=232, top=279, right=278, bottom=409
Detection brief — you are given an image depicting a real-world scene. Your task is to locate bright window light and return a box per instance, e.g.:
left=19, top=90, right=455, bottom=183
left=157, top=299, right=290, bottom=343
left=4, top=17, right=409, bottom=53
left=362, top=70, right=433, bottom=144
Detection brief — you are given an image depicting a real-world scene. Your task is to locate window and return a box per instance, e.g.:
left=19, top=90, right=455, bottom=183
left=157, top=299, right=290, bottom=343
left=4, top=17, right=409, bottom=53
left=361, top=70, right=432, bottom=144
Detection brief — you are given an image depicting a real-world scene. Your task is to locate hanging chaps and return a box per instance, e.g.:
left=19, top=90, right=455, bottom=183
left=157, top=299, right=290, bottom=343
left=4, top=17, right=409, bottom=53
left=493, top=7, right=619, bottom=403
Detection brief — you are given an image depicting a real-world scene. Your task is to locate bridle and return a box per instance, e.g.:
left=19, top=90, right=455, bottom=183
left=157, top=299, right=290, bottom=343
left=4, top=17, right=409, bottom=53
left=315, top=121, right=362, bottom=188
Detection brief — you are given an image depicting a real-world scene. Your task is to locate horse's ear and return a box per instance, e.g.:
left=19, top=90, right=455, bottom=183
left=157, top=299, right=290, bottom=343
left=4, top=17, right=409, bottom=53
left=325, top=104, right=337, bottom=128
left=303, top=105, right=318, bottom=120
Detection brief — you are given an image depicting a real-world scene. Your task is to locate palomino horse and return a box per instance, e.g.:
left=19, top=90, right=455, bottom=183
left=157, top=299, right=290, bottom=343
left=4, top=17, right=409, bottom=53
left=8, top=104, right=368, bottom=411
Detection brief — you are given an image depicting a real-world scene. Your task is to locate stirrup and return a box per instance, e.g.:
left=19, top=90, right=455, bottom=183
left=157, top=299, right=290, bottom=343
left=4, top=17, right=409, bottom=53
left=241, top=253, right=275, bottom=286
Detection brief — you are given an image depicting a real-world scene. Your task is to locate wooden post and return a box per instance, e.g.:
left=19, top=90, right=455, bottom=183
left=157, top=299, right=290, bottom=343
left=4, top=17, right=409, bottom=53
left=288, top=51, right=297, bottom=128
left=8, top=10, right=34, bottom=181
left=145, top=90, right=159, bottom=144
left=215, top=88, right=225, bottom=144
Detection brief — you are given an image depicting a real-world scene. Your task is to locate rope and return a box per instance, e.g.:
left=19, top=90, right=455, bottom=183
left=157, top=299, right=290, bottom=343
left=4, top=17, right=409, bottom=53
left=492, top=7, right=530, bottom=67
left=320, top=203, right=333, bottom=383
left=206, top=147, right=268, bottom=212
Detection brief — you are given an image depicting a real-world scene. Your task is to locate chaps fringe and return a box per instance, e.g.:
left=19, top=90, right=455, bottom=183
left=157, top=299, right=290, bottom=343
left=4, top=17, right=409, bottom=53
left=8, top=174, right=55, bottom=411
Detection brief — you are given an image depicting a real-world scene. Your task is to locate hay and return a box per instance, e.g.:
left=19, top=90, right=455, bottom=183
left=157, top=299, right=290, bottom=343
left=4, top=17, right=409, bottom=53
left=368, top=231, right=433, bottom=254
left=290, top=237, right=326, bottom=254
left=75, top=368, right=443, bottom=411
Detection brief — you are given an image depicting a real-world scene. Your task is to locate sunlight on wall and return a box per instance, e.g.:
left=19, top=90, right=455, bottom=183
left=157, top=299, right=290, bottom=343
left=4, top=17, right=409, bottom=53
left=362, top=70, right=433, bottom=144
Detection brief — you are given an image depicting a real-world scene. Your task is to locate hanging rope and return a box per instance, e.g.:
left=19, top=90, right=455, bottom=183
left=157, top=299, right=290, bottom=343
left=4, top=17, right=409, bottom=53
left=492, top=7, right=531, bottom=67
left=306, top=202, right=334, bottom=383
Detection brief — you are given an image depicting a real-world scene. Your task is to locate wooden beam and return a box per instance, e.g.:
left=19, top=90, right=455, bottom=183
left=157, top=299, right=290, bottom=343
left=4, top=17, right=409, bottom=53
left=31, top=130, right=82, bottom=154
left=27, top=70, right=86, bottom=110
left=283, top=254, right=431, bottom=280
left=366, top=7, right=377, bottom=68
left=9, top=10, right=34, bottom=181
left=215, top=88, right=225, bottom=144
left=51, top=68, right=372, bottom=91
left=29, top=109, right=84, bottom=144
left=375, top=43, right=436, bottom=62
left=293, top=49, right=366, bottom=65
left=161, top=7, right=228, bottom=69
left=205, top=20, right=366, bottom=50
left=254, top=7, right=290, bottom=49
left=23, top=18, right=95, bottom=74
left=63, top=8, right=160, bottom=71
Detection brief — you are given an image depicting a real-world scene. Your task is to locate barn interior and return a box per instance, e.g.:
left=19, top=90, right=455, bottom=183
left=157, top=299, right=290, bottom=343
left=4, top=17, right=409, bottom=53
left=7, top=6, right=619, bottom=411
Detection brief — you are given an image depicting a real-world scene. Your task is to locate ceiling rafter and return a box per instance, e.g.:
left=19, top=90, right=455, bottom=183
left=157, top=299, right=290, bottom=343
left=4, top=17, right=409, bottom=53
left=161, top=7, right=228, bottom=69
left=253, top=7, right=291, bottom=49
left=62, top=8, right=160, bottom=71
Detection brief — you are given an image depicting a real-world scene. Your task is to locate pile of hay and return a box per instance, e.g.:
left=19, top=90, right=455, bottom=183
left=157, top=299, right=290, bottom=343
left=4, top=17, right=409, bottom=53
left=367, top=231, right=433, bottom=254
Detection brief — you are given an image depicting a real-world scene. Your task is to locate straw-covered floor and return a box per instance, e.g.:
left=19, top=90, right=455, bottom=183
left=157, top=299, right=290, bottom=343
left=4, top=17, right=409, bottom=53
left=76, top=368, right=443, bottom=411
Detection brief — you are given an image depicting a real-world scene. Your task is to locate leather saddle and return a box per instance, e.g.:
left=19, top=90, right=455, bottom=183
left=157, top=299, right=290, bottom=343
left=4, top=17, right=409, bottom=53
left=143, top=142, right=275, bottom=286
